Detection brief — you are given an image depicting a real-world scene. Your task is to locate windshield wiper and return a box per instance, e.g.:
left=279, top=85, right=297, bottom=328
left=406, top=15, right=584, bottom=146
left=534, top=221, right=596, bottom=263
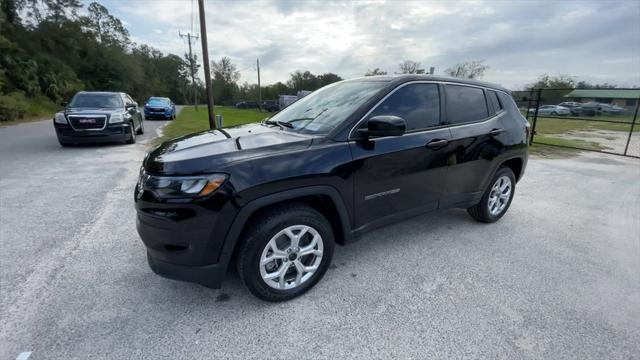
left=285, top=117, right=315, bottom=123
left=263, top=119, right=293, bottom=129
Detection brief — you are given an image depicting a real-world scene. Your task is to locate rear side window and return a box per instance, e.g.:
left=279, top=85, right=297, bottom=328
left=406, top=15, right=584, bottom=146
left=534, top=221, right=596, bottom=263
left=368, top=83, right=440, bottom=131
left=445, top=85, right=488, bottom=124
left=497, top=92, right=519, bottom=114
left=487, top=90, right=502, bottom=115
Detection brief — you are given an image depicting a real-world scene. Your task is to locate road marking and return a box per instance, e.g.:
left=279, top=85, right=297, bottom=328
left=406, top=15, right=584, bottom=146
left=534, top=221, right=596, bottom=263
left=16, top=352, right=32, bottom=360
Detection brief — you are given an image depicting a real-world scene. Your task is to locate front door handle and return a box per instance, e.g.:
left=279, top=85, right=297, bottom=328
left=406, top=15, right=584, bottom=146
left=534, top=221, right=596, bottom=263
left=490, top=128, right=505, bottom=136
left=426, top=139, right=449, bottom=149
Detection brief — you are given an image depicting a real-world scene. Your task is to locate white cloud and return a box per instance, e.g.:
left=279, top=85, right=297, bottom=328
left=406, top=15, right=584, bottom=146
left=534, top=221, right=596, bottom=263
left=108, top=0, right=640, bottom=89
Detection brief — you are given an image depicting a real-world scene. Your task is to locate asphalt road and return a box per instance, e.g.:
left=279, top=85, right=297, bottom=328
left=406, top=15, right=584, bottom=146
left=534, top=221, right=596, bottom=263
left=1, top=116, right=639, bottom=359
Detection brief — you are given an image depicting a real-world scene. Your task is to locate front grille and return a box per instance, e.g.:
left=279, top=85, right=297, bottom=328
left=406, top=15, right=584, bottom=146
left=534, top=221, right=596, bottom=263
left=149, top=108, right=165, bottom=112
left=68, top=115, right=107, bottom=130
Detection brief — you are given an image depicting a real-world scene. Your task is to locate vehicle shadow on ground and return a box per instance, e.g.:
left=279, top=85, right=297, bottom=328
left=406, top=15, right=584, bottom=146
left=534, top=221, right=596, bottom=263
left=148, top=207, right=479, bottom=306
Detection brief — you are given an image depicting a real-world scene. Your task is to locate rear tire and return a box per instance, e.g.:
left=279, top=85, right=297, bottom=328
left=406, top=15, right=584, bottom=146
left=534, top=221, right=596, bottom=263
left=236, top=203, right=335, bottom=302
left=467, top=167, right=516, bottom=223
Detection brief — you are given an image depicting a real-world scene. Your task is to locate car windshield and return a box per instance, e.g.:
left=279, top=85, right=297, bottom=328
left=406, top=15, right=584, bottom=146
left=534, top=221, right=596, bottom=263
left=69, top=93, right=122, bottom=108
left=148, top=98, right=169, bottom=105
left=266, top=80, right=387, bottom=134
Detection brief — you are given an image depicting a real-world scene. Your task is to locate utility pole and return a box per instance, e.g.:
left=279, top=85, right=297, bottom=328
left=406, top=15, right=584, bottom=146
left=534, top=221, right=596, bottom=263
left=257, top=58, right=262, bottom=111
left=198, top=0, right=216, bottom=130
left=179, top=31, right=199, bottom=111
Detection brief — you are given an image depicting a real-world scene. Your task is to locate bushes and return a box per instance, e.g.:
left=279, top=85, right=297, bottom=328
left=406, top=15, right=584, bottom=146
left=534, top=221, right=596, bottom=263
left=0, top=92, right=59, bottom=122
left=0, top=92, right=28, bottom=121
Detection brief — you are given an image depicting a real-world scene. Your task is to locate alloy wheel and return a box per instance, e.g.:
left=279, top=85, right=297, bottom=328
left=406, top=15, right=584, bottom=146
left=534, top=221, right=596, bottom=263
left=488, top=175, right=512, bottom=216
left=259, top=225, right=324, bottom=290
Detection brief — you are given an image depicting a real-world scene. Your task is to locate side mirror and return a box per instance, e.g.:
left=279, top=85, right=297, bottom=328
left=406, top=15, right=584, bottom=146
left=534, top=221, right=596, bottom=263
left=358, top=115, right=406, bottom=138
left=126, top=104, right=136, bottom=114
left=61, top=101, right=68, bottom=107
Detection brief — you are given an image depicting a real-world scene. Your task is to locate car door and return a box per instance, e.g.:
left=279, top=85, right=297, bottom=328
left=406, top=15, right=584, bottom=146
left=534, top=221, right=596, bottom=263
left=349, top=82, right=452, bottom=229
left=440, top=85, right=506, bottom=208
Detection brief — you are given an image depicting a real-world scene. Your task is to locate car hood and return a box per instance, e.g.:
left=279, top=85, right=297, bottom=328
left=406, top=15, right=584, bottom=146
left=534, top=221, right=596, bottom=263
left=65, top=108, right=120, bottom=116
left=145, top=123, right=314, bottom=175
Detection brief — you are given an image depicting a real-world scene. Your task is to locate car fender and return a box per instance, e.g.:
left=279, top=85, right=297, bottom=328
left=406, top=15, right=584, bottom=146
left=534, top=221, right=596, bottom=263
left=215, top=185, right=352, bottom=268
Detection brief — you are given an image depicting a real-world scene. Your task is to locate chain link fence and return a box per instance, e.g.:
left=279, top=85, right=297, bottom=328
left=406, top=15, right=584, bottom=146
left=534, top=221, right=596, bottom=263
left=513, top=88, right=640, bottom=158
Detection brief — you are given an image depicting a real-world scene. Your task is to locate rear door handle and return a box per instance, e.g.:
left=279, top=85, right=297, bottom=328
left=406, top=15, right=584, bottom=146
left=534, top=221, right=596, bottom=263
left=426, top=139, right=449, bottom=149
left=490, top=128, right=505, bottom=136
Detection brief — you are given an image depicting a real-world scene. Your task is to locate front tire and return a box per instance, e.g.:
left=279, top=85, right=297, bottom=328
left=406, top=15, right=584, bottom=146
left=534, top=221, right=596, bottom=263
left=236, top=203, right=335, bottom=302
left=125, top=122, right=136, bottom=144
left=136, top=119, right=144, bottom=135
left=467, top=167, right=516, bottom=223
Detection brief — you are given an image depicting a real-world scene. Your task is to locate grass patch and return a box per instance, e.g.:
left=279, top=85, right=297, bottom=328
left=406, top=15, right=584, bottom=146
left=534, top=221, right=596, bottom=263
left=528, top=134, right=606, bottom=158
left=533, top=135, right=605, bottom=151
left=531, top=116, right=639, bottom=134
left=0, top=94, right=62, bottom=127
left=160, top=106, right=269, bottom=141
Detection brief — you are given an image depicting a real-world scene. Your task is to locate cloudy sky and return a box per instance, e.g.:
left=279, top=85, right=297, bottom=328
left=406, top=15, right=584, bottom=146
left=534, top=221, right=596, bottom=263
left=99, top=0, right=640, bottom=89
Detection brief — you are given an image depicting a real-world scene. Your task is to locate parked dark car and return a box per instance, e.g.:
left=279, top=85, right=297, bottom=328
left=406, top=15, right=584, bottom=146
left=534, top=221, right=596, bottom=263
left=144, top=97, right=176, bottom=120
left=54, top=91, right=144, bottom=146
left=262, top=100, right=279, bottom=112
left=135, top=75, right=529, bottom=301
left=235, top=101, right=259, bottom=109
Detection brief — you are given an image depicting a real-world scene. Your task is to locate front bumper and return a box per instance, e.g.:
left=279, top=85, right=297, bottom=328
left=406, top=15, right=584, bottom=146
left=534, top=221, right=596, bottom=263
left=147, top=251, right=226, bottom=289
left=135, top=182, right=238, bottom=288
left=55, top=123, right=131, bottom=143
left=144, top=109, right=172, bottom=119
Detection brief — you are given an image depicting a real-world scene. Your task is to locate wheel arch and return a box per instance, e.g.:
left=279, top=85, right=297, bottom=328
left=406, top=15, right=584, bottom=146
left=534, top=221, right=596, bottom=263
left=217, top=186, right=352, bottom=271
left=500, top=157, right=524, bottom=181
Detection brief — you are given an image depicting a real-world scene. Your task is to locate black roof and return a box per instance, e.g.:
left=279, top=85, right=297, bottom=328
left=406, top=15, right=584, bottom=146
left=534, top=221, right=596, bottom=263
left=350, top=74, right=510, bottom=93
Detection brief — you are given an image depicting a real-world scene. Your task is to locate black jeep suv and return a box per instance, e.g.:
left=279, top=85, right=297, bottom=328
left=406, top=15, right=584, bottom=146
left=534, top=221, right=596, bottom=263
left=54, top=91, right=144, bottom=146
left=135, top=75, right=529, bottom=301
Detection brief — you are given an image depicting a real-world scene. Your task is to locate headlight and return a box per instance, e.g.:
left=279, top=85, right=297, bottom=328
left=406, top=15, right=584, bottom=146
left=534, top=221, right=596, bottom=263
left=110, top=113, right=124, bottom=124
left=54, top=112, right=67, bottom=124
left=138, top=172, right=227, bottom=199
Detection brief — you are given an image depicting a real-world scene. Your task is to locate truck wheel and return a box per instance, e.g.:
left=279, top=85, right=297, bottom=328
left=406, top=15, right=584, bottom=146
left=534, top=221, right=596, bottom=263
left=236, top=203, right=335, bottom=302
left=467, top=167, right=516, bottom=223
left=126, top=122, right=136, bottom=144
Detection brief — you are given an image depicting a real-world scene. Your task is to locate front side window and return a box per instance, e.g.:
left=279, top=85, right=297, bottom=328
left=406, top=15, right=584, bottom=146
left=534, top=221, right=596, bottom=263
left=445, top=85, right=488, bottom=124
left=366, top=83, right=441, bottom=131
left=70, top=93, right=123, bottom=108
left=266, top=80, right=387, bottom=135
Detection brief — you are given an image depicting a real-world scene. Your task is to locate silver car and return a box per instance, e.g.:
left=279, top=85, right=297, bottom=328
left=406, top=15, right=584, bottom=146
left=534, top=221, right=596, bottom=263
left=537, top=105, right=571, bottom=116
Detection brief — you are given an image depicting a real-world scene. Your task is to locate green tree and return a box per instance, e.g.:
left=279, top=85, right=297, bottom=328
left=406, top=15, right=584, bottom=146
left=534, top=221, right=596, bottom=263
left=317, top=73, right=342, bottom=87
left=527, top=74, right=576, bottom=89
left=83, top=2, right=129, bottom=47
left=211, top=56, right=240, bottom=105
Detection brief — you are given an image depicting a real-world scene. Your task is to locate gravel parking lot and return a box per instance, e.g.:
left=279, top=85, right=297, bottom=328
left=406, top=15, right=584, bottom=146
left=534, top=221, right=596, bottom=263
left=1, top=118, right=639, bottom=359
